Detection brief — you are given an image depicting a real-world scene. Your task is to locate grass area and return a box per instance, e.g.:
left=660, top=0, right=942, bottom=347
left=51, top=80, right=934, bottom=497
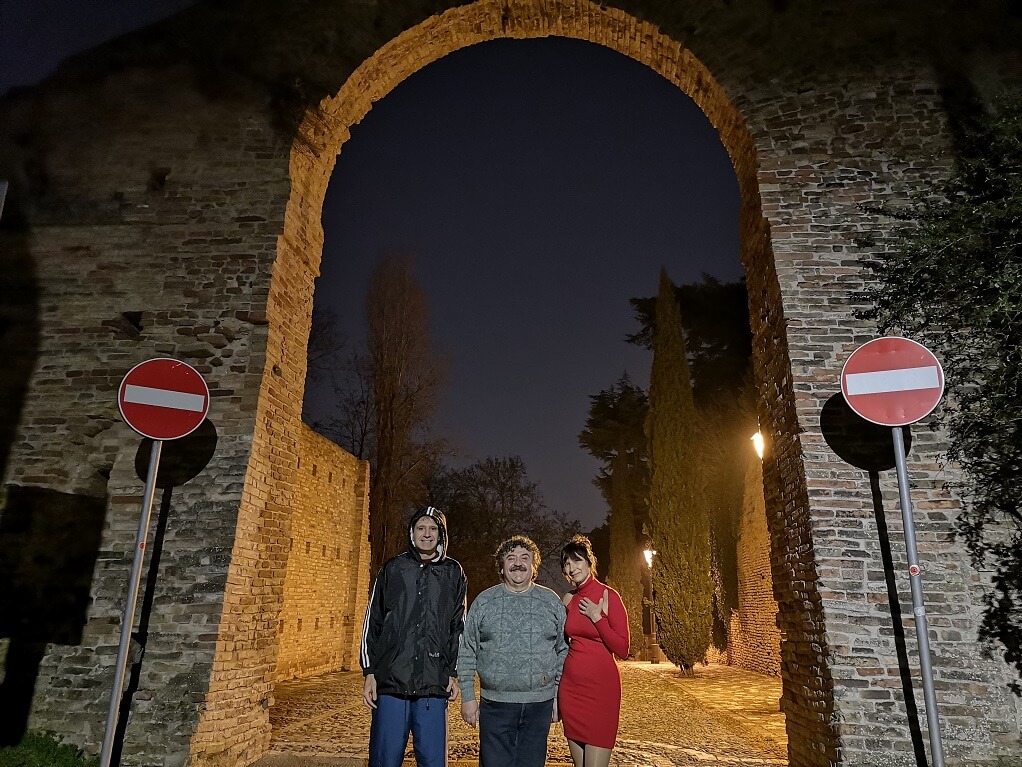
left=0, top=732, right=97, bottom=767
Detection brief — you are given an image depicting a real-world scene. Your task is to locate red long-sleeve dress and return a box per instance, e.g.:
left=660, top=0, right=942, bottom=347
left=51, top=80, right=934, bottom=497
left=558, top=577, right=630, bottom=749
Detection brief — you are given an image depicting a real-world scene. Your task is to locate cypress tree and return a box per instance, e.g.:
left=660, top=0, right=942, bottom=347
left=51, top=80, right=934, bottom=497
left=646, top=268, right=711, bottom=670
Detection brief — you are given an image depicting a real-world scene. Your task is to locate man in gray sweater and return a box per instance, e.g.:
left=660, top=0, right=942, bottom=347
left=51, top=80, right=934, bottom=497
left=458, top=535, right=568, bottom=767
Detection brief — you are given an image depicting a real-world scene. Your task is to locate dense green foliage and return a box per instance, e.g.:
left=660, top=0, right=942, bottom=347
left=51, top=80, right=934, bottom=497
left=859, top=96, right=1022, bottom=688
left=585, top=520, right=611, bottom=582
left=646, top=270, right=712, bottom=669
left=579, top=374, right=649, bottom=649
left=628, top=276, right=755, bottom=652
left=425, top=456, right=577, bottom=600
left=628, top=276, right=752, bottom=404
left=0, top=732, right=97, bottom=767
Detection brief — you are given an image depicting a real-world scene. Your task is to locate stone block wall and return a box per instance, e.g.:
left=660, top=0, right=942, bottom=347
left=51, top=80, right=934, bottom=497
left=274, top=425, right=370, bottom=682
left=2, top=2, right=1021, bottom=766
left=725, top=458, right=783, bottom=677
left=0, top=63, right=288, bottom=766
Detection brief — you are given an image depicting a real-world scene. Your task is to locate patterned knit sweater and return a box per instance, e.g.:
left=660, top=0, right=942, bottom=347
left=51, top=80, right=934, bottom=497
left=458, top=582, right=568, bottom=703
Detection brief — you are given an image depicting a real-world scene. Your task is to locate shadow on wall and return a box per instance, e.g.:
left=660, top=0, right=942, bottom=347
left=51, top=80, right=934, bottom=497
left=0, top=486, right=106, bottom=746
left=820, top=393, right=928, bottom=766
left=0, top=191, right=48, bottom=747
left=110, top=420, right=218, bottom=765
left=0, top=192, right=39, bottom=489
left=0, top=420, right=217, bottom=751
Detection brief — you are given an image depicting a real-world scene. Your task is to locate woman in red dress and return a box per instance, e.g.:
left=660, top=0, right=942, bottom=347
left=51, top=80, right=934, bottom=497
left=557, top=535, right=630, bottom=767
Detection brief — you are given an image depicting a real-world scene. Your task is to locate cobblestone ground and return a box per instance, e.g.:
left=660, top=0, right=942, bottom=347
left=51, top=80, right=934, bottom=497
left=264, top=662, right=787, bottom=766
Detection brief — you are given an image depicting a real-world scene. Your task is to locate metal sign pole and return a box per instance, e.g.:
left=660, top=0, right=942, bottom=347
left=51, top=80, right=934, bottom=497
left=99, top=439, right=163, bottom=767
left=891, top=427, right=945, bottom=767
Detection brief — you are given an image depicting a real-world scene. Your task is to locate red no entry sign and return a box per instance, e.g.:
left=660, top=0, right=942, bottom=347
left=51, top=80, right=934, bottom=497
left=840, top=337, right=944, bottom=427
left=117, top=358, right=210, bottom=440
left=105, top=358, right=211, bottom=764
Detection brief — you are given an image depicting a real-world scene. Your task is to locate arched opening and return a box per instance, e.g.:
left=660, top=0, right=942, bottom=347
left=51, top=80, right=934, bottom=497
left=190, top=2, right=830, bottom=764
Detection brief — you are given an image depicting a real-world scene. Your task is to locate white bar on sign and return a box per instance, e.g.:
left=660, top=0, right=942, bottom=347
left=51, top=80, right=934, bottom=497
left=124, top=384, right=206, bottom=412
left=845, top=365, right=940, bottom=396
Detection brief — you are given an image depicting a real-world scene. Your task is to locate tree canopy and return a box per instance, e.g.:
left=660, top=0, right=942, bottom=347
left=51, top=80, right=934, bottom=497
left=628, top=275, right=752, bottom=405
left=579, top=373, right=649, bottom=648
left=426, top=455, right=578, bottom=602
left=306, top=253, right=448, bottom=573
left=629, top=274, right=755, bottom=654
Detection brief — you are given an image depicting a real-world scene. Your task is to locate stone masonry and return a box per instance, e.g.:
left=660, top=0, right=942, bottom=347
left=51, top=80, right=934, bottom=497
left=724, top=457, right=784, bottom=678
left=275, top=426, right=370, bottom=683
left=2, top=1, right=1022, bottom=766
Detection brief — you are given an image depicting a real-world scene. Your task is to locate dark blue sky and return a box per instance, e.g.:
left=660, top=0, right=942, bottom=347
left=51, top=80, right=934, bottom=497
left=307, top=38, right=741, bottom=530
left=2, top=6, right=742, bottom=531
left=0, top=1, right=195, bottom=94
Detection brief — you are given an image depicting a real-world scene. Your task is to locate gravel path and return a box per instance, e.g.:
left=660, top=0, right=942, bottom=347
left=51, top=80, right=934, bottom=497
left=264, top=661, right=788, bottom=766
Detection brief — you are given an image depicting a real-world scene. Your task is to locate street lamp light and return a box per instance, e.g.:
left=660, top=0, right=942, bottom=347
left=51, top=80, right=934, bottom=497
left=642, top=549, right=659, bottom=663
left=751, top=431, right=765, bottom=459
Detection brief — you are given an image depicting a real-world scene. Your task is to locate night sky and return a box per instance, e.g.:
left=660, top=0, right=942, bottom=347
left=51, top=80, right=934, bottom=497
left=306, top=38, right=741, bottom=530
left=0, top=1, right=196, bottom=94
left=2, top=6, right=742, bottom=532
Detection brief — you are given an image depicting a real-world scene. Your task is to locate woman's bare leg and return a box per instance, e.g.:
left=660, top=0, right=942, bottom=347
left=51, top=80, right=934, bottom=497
left=567, top=738, right=586, bottom=767
left=584, top=745, right=613, bottom=767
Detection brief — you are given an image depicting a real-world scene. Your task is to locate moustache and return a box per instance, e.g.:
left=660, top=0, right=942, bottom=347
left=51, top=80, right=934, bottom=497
left=509, top=565, right=528, bottom=572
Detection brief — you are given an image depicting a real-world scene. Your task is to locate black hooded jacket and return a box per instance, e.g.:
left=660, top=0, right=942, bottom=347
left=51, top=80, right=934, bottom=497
left=360, top=507, right=467, bottom=697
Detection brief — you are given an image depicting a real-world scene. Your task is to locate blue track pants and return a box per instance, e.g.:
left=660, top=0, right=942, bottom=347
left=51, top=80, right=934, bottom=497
left=369, top=694, right=448, bottom=767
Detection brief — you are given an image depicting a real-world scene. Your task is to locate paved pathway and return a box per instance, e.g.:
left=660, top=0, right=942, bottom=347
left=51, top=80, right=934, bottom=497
left=263, top=662, right=787, bottom=766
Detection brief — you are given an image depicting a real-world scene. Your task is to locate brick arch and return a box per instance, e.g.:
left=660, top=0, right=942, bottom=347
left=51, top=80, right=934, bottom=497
left=192, top=1, right=831, bottom=764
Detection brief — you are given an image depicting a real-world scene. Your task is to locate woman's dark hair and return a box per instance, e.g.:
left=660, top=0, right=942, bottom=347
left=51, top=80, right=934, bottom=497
left=560, top=534, right=597, bottom=579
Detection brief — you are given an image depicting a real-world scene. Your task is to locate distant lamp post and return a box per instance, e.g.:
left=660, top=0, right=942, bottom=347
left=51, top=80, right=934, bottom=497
left=643, top=548, right=660, bottom=663
left=751, top=431, right=765, bottom=459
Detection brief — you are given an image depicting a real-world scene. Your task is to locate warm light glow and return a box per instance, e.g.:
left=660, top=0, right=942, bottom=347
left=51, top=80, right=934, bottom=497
left=751, top=431, right=765, bottom=459
left=643, top=549, right=656, bottom=569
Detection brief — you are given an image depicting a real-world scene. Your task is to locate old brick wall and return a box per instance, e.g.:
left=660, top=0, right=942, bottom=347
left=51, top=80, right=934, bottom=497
left=274, top=426, right=369, bottom=682
left=2, top=2, right=1021, bottom=766
left=726, top=457, right=783, bottom=677
left=0, top=63, right=289, bottom=766
left=744, top=56, right=1018, bottom=762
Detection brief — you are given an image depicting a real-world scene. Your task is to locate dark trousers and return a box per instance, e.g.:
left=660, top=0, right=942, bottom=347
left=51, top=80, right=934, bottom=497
left=479, top=698, right=553, bottom=767
left=369, top=694, right=448, bottom=767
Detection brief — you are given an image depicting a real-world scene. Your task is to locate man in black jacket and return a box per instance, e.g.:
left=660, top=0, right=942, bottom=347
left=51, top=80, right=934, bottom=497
left=360, top=506, right=467, bottom=767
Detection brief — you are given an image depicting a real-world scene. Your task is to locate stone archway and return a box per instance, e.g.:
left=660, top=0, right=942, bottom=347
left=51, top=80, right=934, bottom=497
left=190, top=2, right=829, bottom=765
